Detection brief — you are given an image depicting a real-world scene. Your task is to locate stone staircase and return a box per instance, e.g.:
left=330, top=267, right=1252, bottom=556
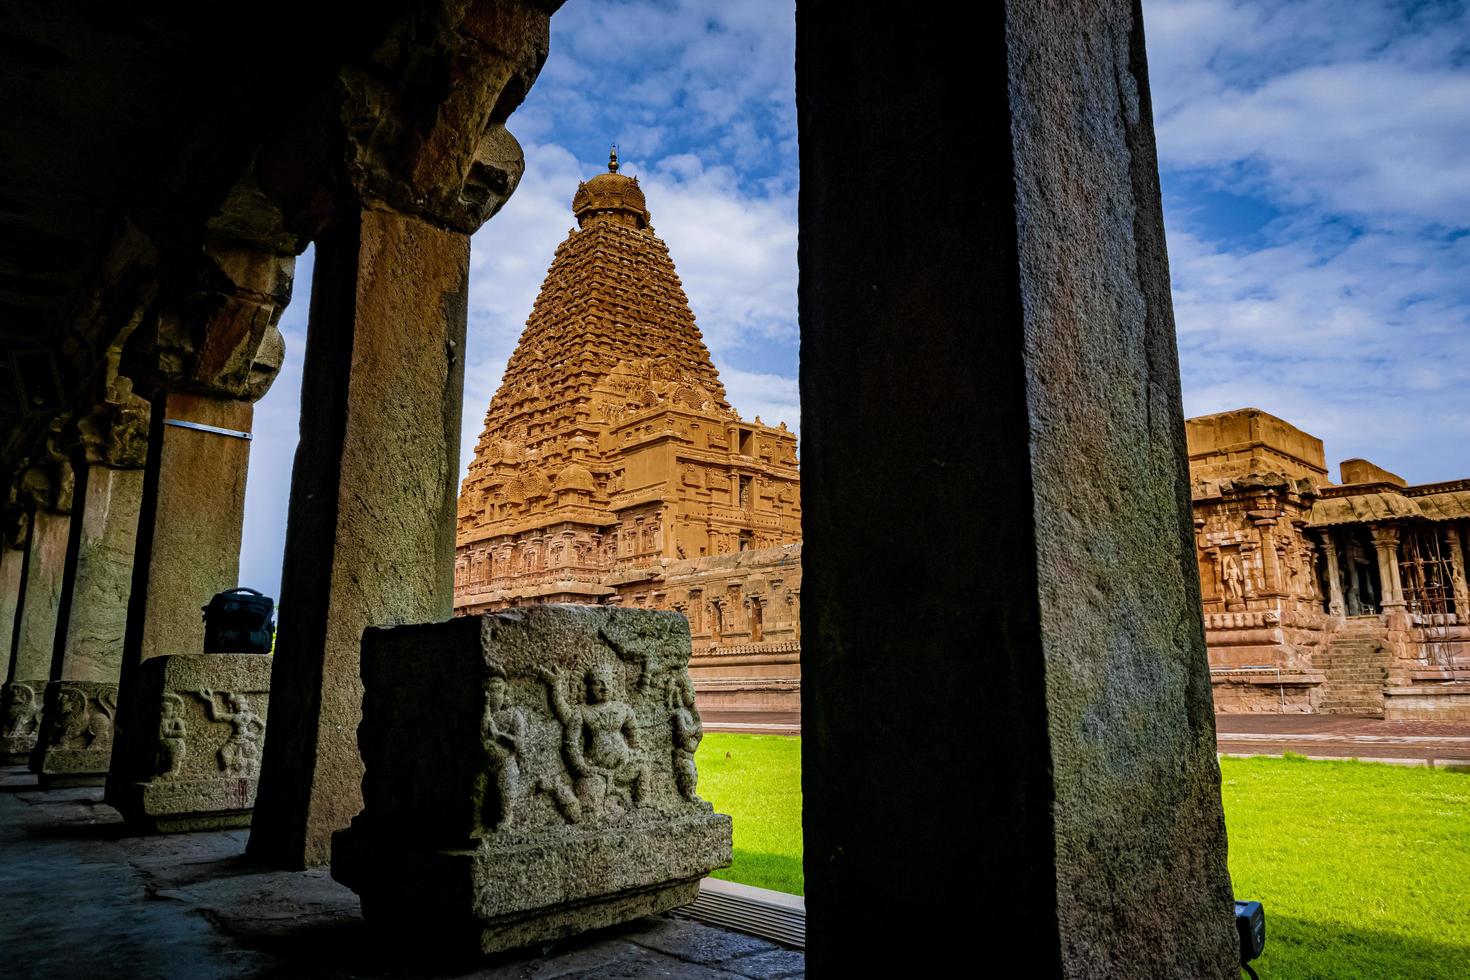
left=1316, top=621, right=1390, bottom=717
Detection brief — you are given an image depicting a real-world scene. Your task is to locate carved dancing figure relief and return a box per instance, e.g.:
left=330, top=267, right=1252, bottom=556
left=53, top=686, right=116, bottom=750
left=196, top=689, right=265, bottom=777
left=2, top=682, right=39, bottom=738
left=156, top=693, right=187, bottom=778
left=668, top=673, right=702, bottom=800
left=536, top=664, right=647, bottom=823
left=480, top=664, right=526, bottom=828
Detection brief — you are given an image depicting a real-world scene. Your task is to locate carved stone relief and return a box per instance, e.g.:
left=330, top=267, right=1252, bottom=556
left=1, top=682, right=40, bottom=738
left=196, top=688, right=266, bottom=777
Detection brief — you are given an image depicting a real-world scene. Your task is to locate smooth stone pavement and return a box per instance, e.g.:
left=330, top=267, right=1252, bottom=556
left=0, top=767, right=802, bottom=979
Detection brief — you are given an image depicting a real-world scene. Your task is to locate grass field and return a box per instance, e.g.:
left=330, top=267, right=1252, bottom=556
left=694, top=736, right=1470, bottom=979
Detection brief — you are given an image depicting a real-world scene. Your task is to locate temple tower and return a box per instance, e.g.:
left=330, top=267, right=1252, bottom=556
left=455, top=151, right=801, bottom=612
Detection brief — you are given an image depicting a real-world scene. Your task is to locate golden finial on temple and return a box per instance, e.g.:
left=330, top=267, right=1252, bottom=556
left=608, top=144, right=619, bottom=173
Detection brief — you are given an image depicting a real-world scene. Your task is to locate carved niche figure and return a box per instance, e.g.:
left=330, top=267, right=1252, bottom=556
left=2, top=682, right=39, bottom=737
left=196, top=689, right=266, bottom=777
left=480, top=664, right=526, bottom=828
left=1222, top=554, right=1245, bottom=603
left=53, top=686, right=115, bottom=750
left=156, top=693, right=187, bottom=778
left=536, top=664, right=647, bottom=823
left=668, top=673, right=702, bottom=800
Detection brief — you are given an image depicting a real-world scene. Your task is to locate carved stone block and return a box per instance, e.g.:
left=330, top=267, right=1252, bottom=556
left=110, top=654, right=270, bottom=831
left=30, top=681, right=118, bottom=786
left=1, top=679, right=44, bottom=763
left=331, top=605, right=731, bottom=957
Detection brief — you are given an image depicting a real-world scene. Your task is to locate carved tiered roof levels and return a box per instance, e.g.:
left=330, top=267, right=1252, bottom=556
left=455, top=152, right=801, bottom=610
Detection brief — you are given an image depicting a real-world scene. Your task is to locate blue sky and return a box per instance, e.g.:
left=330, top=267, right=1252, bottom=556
left=239, top=0, right=1470, bottom=599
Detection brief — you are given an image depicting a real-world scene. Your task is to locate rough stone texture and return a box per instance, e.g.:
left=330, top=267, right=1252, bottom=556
left=29, top=679, right=118, bottom=785
left=249, top=208, right=472, bottom=868
left=12, top=507, right=70, bottom=686
left=107, top=653, right=270, bottom=831
left=331, top=605, right=731, bottom=956
left=54, top=464, right=144, bottom=683
left=797, top=1, right=1236, bottom=974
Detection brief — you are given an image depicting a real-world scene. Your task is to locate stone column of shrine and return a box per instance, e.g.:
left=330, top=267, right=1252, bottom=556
left=798, top=0, right=1238, bottom=973
left=247, top=0, right=555, bottom=868
left=6, top=459, right=73, bottom=768
left=102, top=244, right=289, bottom=805
left=27, top=364, right=151, bottom=784
left=1371, top=524, right=1407, bottom=620
left=1320, top=530, right=1347, bottom=618
left=1253, top=514, right=1283, bottom=597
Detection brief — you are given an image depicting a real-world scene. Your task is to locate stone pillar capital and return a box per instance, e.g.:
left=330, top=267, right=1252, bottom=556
left=18, top=458, right=73, bottom=516
left=1370, top=524, right=1401, bottom=547
left=124, top=243, right=291, bottom=403
left=335, top=0, right=555, bottom=234
left=67, top=379, right=151, bottom=471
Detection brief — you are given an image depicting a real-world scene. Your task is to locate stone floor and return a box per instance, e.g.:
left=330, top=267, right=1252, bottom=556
left=0, top=768, right=804, bottom=979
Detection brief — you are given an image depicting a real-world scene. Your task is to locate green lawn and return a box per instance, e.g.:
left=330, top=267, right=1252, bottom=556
left=696, top=733, right=804, bottom=896
left=1222, top=754, right=1470, bottom=979
left=695, top=736, right=1470, bottom=979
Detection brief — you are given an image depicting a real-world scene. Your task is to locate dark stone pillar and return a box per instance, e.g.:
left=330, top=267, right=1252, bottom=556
left=796, top=1, right=1237, bottom=975
left=247, top=0, right=555, bottom=869
left=248, top=208, right=469, bottom=867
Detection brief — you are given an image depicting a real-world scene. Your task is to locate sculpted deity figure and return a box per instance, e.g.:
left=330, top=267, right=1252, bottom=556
left=668, top=672, right=702, bottom=800
left=196, top=689, right=265, bottom=776
left=156, top=693, right=187, bottom=778
left=480, top=665, right=526, bottom=828
left=536, top=663, right=647, bottom=822
left=1222, top=554, right=1245, bottom=603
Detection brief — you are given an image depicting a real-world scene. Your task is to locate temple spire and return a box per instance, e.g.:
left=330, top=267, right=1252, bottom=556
left=608, top=144, right=619, bottom=173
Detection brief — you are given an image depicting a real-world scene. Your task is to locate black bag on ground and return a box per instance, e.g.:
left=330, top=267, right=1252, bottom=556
left=201, top=587, right=276, bottom=654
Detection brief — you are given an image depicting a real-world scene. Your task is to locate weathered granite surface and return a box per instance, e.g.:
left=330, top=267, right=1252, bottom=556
left=30, top=680, right=117, bottom=786
left=332, top=605, right=732, bottom=956
left=110, top=653, right=270, bottom=831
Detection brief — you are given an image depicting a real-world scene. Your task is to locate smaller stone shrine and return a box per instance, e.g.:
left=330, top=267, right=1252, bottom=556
left=30, top=681, right=118, bottom=786
left=0, top=680, right=43, bottom=763
left=332, top=605, right=731, bottom=956
left=110, top=654, right=270, bottom=831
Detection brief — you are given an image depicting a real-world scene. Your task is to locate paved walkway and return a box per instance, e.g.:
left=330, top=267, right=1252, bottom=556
left=702, top=712, right=801, bottom=736
left=0, top=769, right=803, bottom=979
left=702, top=709, right=1470, bottom=767
left=1215, top=714, right=1470, bottom=766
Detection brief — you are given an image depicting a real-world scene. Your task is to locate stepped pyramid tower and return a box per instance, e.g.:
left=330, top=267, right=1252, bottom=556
left=454, top=150, right=803, bottom=648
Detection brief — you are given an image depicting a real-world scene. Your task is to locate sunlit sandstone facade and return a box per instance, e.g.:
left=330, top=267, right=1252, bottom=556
left=453, top=156, right=802, bottom=712
left=1190, top=409, right=1470, bottom=719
